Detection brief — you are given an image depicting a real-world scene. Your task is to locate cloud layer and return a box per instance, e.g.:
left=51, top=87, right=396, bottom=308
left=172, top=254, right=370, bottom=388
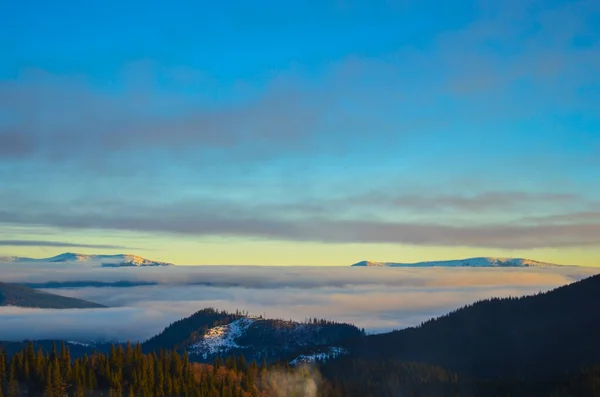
left=1, top=265, right=598, bottom=341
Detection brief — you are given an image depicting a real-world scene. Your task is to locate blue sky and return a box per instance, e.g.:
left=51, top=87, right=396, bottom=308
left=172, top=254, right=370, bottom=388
left=1, top=0, right=599, bottom=265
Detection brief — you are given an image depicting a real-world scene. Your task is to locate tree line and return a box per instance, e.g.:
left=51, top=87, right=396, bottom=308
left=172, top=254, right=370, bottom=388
left=2, top=342, right=600, bottom=396
left=0, top=341, right=265, bottom=397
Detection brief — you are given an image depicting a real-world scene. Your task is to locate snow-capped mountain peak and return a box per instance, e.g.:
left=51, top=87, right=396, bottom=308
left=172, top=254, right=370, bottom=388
left=48, top=252, right=92, bottom=262
left=351, top=257, right=562, bottom=268
left=94, top=254, right=174, bottom=267
left=0, top=252, right=174, bottom=267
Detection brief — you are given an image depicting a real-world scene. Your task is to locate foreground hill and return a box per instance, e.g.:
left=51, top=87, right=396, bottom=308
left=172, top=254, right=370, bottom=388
left=143, top=308, right=364, bottom=363
left=0, top=252, right=174, bottom=267
left=344, top=272, right=600, bottom=378
left=352, top=257, right=562, bottom=267
left=0, top=282, right=106, bottom=308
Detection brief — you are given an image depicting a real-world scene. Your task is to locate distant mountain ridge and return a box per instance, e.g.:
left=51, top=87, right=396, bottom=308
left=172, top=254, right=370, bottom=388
left=351, top=257, right=563, bottom=267
left=0, top=252, right=174, bottom=267
left=0, top=282, right=107, bottom=309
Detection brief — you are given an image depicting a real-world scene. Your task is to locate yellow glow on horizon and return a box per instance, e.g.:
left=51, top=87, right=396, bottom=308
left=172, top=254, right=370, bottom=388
left=1, top=226, right=599, bottom=267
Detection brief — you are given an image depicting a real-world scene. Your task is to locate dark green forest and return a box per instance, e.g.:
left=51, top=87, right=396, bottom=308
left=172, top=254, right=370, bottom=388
left=2, top=342, right=600, bottom=397
left=345, top=271, right=600, bottom=378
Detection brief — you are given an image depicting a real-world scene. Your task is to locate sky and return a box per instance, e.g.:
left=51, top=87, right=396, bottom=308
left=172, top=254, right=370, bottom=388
left=1, top=0, right=599, bottom=266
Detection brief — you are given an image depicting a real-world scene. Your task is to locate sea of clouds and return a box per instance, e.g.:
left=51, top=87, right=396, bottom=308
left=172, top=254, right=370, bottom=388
left=1, top=263, right=599, bottom=342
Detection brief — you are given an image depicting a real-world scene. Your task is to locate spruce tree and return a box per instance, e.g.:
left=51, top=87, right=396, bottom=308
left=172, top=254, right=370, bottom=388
left=59, top=342, right=72, bottom=382
left=50, top=343, right=57, bottom=361
left=35, top=349, right=45, bottom=381
left=52, top=357, right=63, bottom=397
left=44, top=364, right=54, bottom=397
left=0, top=349, right=6, bottom=390
left=7, top=359, right=18, bottom=397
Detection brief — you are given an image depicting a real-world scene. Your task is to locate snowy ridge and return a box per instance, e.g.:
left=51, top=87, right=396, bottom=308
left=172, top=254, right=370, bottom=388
left=289, top=347, right=348, bottom=366
left=0, top=252, right=174, bottom=267
left=352, top=257, right=561, bottom=268
left=67, top=341, right=91, bottom=347
left=188, top=317, right=258, bottom=359
left=0, top=256, right=19, bottom=262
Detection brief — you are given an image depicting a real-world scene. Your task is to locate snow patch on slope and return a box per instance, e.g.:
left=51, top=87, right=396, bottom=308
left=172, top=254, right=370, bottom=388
left=67, top=341, right=91, bottom=347
left=188, top=317, right=257, bottom=359
left=289, top=347, right=348, bottom=366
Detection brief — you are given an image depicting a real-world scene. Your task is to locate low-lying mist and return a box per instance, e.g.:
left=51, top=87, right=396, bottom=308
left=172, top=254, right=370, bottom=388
left=1, top=264, right=598, bottom=342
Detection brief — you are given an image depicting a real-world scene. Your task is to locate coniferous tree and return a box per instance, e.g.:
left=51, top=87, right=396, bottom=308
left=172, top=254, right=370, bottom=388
left=52, top=356, right=64, bottom=397
left=50, top=343, right=57, bottom=361
left=44, top=364, right=54, bottom=397
left=59, top=342, right=71, bottom=383
left=7, top=360, right=18, bottom=397
left=0, top=349, right=6, bottom=391
left=5, top=337, right=600, bottom=397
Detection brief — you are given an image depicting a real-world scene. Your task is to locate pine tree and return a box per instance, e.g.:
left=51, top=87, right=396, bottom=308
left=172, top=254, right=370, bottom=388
left=0, top=349, right=6, bottom=390
left=52, top=357, right=64, bottom=397
left=7, top=358, right=18, bottom=397
left=86, top=365, right=96, bottom=390
left=44, top=364, right=54, bottom=397
left=35, top=349, right=45, bottom=381
left=50, top=343, right=57, bottom=361
left=59, top=341, right=72, bottom=382
left=125, top=341, right=134, bottom=367
left=214, top=357, right=220, bottom=375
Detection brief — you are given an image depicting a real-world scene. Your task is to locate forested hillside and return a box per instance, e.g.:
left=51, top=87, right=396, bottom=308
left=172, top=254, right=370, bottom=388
left=143, top=309, right=364, bottom=363
left=345, top=273, right=600, bottom=378
left=143, top=309, right=243, bottom=352
left=2, top=342, right=600, bottom=397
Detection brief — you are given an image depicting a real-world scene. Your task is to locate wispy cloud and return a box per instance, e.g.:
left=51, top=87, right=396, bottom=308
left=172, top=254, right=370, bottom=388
left=0, top=67, right=336, bottom=164
left=1, top=0, right=598, bottom=167
left=520, top=211, right=600, bottom=225
left=344, top=191, right=582, bottom=212
left=0, top=240, right=127, bottom=249
left=0, top=132, right=35, bottom=158
left=1, top=203, right=599, bottom=249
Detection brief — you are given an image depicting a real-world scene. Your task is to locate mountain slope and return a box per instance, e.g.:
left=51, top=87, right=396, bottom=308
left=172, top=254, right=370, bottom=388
left=143, top=308, right=364, bottom=363
left=0, top=282, right=107, bottom=308
left=0, top=252, right=174, bottom=267
left=351, top=257, right=561, bottom=267
left=344, top=273, right=600, bottom=378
